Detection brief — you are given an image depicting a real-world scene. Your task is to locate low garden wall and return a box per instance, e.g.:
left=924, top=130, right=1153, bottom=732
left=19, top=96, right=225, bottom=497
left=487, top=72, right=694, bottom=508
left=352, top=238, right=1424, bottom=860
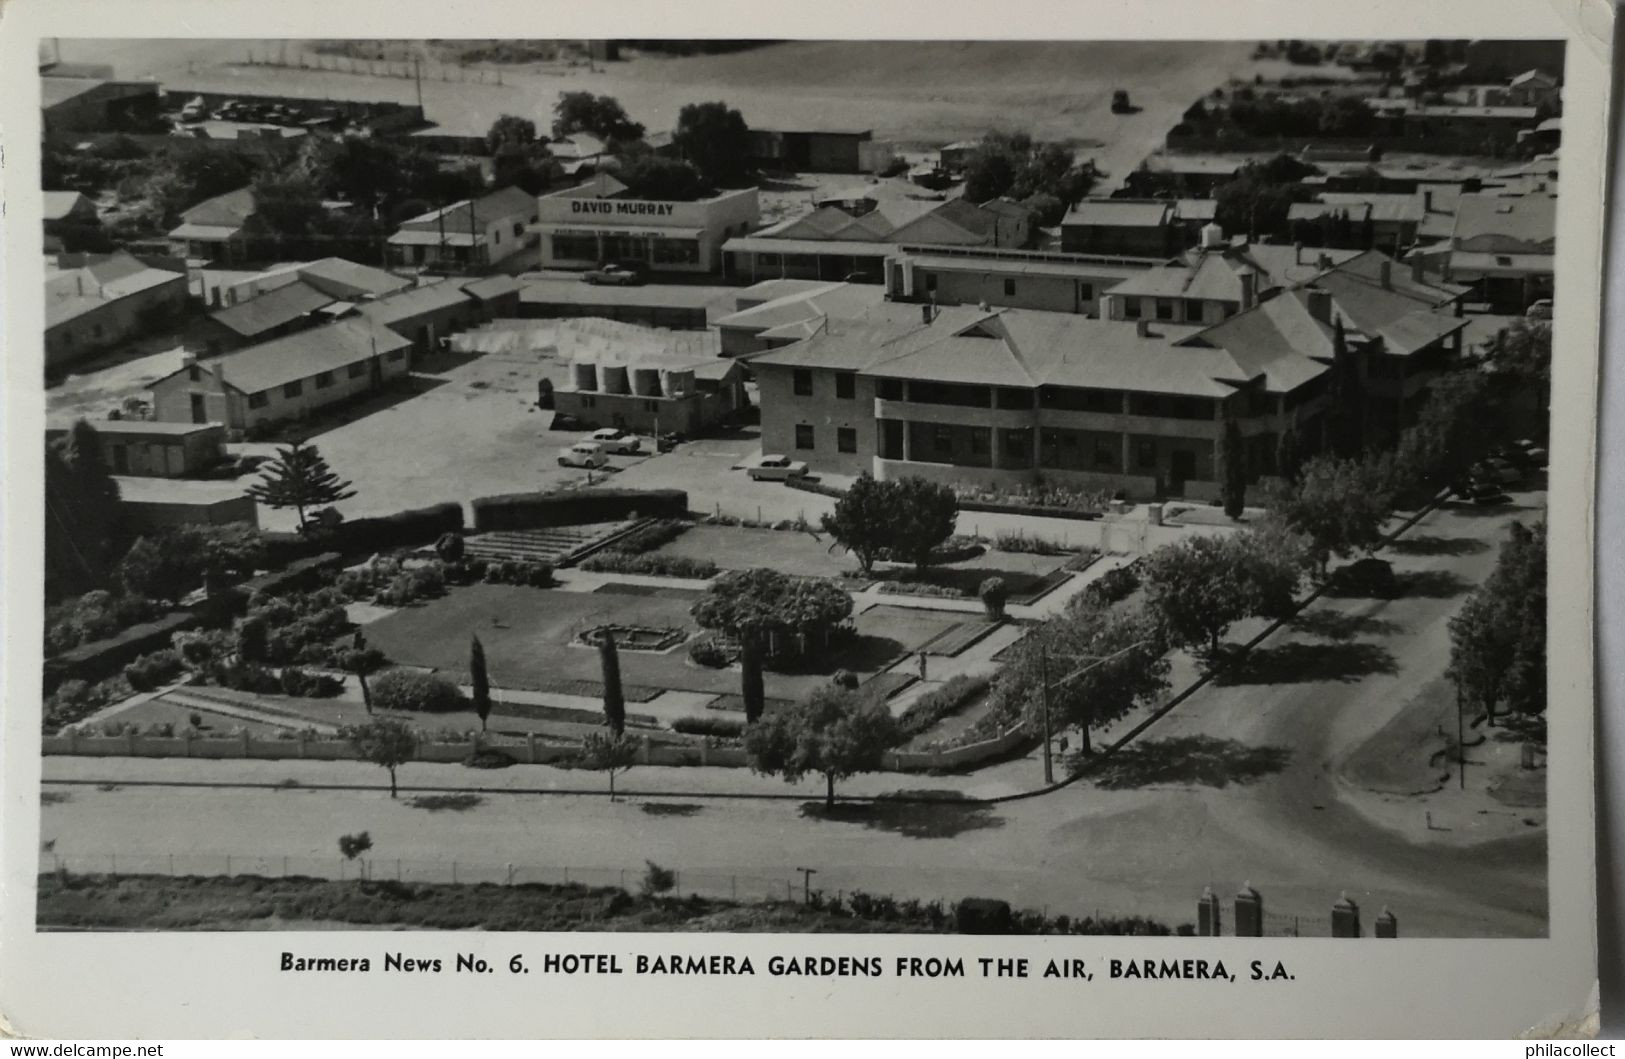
left=42, top=723, right=1030, bottom=774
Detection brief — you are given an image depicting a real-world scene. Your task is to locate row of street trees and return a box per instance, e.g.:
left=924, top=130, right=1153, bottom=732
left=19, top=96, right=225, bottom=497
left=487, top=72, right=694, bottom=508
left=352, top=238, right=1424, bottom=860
left=1448, top=520, right=1547, bottom=726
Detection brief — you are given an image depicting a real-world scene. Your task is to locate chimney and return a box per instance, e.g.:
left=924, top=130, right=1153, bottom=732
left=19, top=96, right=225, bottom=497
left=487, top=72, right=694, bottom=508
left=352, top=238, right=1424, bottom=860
left=1317, top=252, right=1333, bottom=271
left=1239, top=268, right=1257, bottom=311
left=1422, top=188, right=1434, bottom=212
left=1306, top=288, right=1333, bottom=324
left=1379, top=259, right=1392, bottom=289
left=181, top=352, right=198, bottom=368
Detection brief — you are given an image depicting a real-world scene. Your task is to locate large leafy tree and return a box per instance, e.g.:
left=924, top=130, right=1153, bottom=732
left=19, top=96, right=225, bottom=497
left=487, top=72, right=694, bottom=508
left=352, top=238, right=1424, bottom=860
left=674, top=101, right=752, bottom=187
left=552, top=92, right=645, bottom=144
left=691, top=568, right=854, bottom=661
left=117, top=523, right=264, bottom=602
left=889, top=477, right=960, bottom=571
left=46, top=421, right=124, bottom=593
left=743, top=684, right=900, bottom=807
left=616, top=150, right=710, bottom=201
left=1451, top=521, right=1547, bottom=726
left=963, top=130, right=1095, bottom=216
left=1390, top=369, right=1497, bottom=496
left=991, top=601, right=1168, bottom=754
left=247, top=171, right=327, bottom=240
left=821, top=473, right=894, bottom=576
left=346, top=719, right=419, bottom=798
left=1142, top=534, right=1254, bottom=659
left=246, top=441, right=357, bottom=532
left=1274, top=454, right=1391, bottom=576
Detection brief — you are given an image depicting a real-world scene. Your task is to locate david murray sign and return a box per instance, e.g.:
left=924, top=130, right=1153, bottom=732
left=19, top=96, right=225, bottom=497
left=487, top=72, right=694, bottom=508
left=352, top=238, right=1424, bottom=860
left=569, top=200, right=678, bottom=217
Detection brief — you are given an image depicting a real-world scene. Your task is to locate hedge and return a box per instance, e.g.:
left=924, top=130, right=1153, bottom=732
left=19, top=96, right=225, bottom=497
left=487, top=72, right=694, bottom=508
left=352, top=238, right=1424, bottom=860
left=579, top=552, right=717, bottom=579
left=671, top=715, right=745, bottom=738
left=471, top=488, right=688, bottom=533
left=371, top=669, right=467, bottom=713
left=896, top=674, right=992, bottom=738
left=43, top=609, right=202, bottom=694
left=260, top=504, right=464, bottom=565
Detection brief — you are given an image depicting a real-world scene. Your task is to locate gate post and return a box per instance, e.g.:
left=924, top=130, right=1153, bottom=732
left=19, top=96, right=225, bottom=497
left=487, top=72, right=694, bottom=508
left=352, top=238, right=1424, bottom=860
left=1234, top=882, right=1263, bottom=937
left=1331, top=892, right=1362, bottom=938
left=1197, top=886, right=1222, bottom=936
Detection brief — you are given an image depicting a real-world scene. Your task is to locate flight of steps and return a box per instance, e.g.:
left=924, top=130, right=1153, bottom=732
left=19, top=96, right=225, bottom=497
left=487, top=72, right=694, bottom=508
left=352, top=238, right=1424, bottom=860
left=462, top=519, right=642, bottom=567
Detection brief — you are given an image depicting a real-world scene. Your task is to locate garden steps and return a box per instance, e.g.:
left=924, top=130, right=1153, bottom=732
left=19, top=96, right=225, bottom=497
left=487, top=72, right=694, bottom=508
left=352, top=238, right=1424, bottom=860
left=463, top=520, right=639, bottom=567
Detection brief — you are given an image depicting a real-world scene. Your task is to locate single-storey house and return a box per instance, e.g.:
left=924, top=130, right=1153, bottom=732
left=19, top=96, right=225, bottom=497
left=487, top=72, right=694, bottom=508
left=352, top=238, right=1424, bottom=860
left=45, top=252, right=190, bottom=371
left=45, top=419, right=227, bottom=477
left=168, top=187, right=258, bottom=266
left=388, top=185, right=539, bottom=271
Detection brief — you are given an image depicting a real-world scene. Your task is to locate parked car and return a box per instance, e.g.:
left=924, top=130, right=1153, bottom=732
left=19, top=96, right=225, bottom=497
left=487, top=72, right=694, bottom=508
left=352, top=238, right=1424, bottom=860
left=1332, top=557, right=1400, bottom=599
left=586, top=428, right=641, bottom=454
left=1472, top=458, right=1521, bottom=486
left=655, top=431, right=686, bottom=453
left=582, top=263, right=645, bottom=286
left=1526, top=298, right=1553, bottom=320
left=1111, top=89, right=1133, bottom=113
left=1453, top=479, right=1506, bottom=504
left=558, top=441, right=609, bottom=469
left=746, top=454, right=810, bottom=481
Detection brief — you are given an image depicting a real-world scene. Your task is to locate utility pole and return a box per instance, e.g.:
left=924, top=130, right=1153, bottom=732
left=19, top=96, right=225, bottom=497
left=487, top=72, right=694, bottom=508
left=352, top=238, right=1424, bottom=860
left=1039, top=644, right=1054, bottom=785
left=412, top=56, right=423, bottom=112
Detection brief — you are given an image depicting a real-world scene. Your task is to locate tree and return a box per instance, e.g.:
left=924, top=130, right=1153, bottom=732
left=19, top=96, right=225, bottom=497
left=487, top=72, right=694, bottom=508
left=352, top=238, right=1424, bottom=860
left=470, top=634, right=491, bottom=733
left=296, top=134, right=406, bottom=213
left=346, top=719, right=418, bottom=798
left=580, top=729, right=638, bottom=800
left=46, top=421, right=125, bottom=595
left=674, top=101, right=752, bottom=187
left=1275, top=426, right=1302, bottom=483
left=1230, top=522, right=1308, bottom=620
left=743, top=685, right=900, bottom=807
left=964, top=147, right=1018, bottom=204
left=486, top=114, right=538, bottom=153
left=337, top=831, right=373, bottom=880
left=1142, top=534, right=1254, bottom=659
left=821, top=472, right=895, bottom=576
left=1275, top=454, right=1392, bottom=576
left=1390, top=369, right=1497, bottom=496
left=1219, top=417, right=1247, bottom=520
left=553, top=92, right=644, bottom=143
left=691, top=568, right=854, bottom=662
left=616, top=151, right=710, bottom=201
left=889, top=477, right=960, bottom=570
left=117, top=523, right=264, bottom=602
left=991, top=602, right=1167, bottom=754
left=246, top=441, right=357, bottom=532
left=1327, top=316, right=1364, bottom=458
left=739, top=636, right=766, bottom=724
left=248, top=171, right=327, bottom=240
left=1451, top=520, right=1546, bottom=726
left=599, top=630, right=625, bottom=735
left=979, top=576, right=1008, bottom=621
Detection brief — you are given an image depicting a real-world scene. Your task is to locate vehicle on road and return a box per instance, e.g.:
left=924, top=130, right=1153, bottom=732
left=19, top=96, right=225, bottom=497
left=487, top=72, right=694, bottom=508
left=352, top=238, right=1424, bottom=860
left=1526, top=298, right=1553, bottom=320
left=558, top=441, right=610, bottom=469
left=1472, top=458, right=1521, bottom=486
left=746, top=454, right=810, bottom=481
left=586, top=428, right=642, bottom=454
left=582, top=263, right=645, bottom=286
left=1111, top=89, right=1133, bottom=113
left=1452, top=479, right=1507, bottom=505
left=655, top=432, right=686, bottom=453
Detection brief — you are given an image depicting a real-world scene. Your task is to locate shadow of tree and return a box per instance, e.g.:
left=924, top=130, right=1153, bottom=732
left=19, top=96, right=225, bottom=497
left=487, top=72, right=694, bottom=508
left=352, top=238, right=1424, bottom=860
left=40, top=790, right=71, bottom=805
left=1396, top=569, right=1473, bottom=598
left=1290, top=610, right=1402, bottom=641
left=799, top=789, right=1005, bottom=839
left=1091, top=736, right=1291, bottom=790
left=771, top=634, right=905, bottom=675
left=1215, top=640, right=1398, bottom=685
left=639, top=802, right=704, bottom=818
left=1387, top=535, right=1490, bottom=557
left=406, top=793, right=484, bottom=812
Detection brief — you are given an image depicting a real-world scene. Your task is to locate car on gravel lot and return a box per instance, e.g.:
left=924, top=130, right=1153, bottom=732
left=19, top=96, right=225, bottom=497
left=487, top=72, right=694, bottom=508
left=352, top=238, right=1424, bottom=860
left=745, top=454, right=809, bottom=481
left=586, top=427, right=642, bottom=454
left=558, top=441, right=610, bottom=469
left=1471, top=457, right=1521, bottom=486
left=1332, top=557, right=1400, bottom=599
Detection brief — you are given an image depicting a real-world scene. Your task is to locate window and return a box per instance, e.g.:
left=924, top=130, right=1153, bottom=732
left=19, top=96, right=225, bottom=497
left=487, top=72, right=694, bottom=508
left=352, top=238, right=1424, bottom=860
left=925, top=274, right=938, bottom=293
left=315, top=371, right=335, bottom=389
left=837, top=426, right=857, bottom=453
left=580, top=395, right=597, bottom=408
left=792, top=369, right=813, bottom=396
left=995, top=388, right=1033, bottom=410
left=1078, top=281, right=1094, bottom=302
left=348, top=362, right=367, bottom=379
left=970, top=427, right=991, bottom=456
left=933, top=424, right=953, bottom=453
left=1155, top=298, right=1175, bottom=321
left=552, top=235, right=598, bottom=261
left=248, top=392, right=269, bottom=409
left=188, top=363, right=201, bottom=382
left=652, top=238, right=701, bottom=266
left=795, top=424, right=815, bottom=450
left=834, top=372, right=856, bottom=399
left=513, top=222, right=525, bottom=237
left=386, top=349, right=405, bottom=362
left=876, top=378, right=903, bottom=400
left=1137, top=440, right=1157, bottom=469
left=494, top=229, right=502, bottom=246
left=1183, top=298, right=1204, bottom=320
left=1094, top=438, right=1118, bottom=468
left=1003, top=278, right=1016, bottom=297
left=1123, top=297, right=1142, bottom=320
left=283, top=380, right=304, bottom=398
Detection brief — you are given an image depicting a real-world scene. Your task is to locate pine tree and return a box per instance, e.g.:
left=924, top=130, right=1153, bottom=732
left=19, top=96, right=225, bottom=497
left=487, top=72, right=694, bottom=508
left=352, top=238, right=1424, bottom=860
left=1219, top=417, right=1247, bottom=520
left=599, top=630, right=625, bottom=736
left=245, top=441, right=356, bottom=531
left=470, top=634, right=491, bottom=733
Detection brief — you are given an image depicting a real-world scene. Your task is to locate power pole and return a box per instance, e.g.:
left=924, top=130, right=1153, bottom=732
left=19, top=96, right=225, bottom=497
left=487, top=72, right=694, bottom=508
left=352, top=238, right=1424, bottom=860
left=1039, top=644, right=1054, bottom=785
left=413, top=57, right=424, bottom=111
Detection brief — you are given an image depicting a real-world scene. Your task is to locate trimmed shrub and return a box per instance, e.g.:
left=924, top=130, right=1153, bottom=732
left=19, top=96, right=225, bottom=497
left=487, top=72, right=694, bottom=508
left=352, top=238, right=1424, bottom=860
left=1084, top=564, right=1141, bottom=606
left=444, top=558, right=488, bottom=585
left=337, top=502, right=463, bottom=553
left=993, top=530, right=1073, bottom=555
left=877, top=579, right=967, bottom=599
left=897, top=674, right=992, bottom=739
left=672, top=715, right=745, bottom=739
left=979, top=576, right=1008, bottom=620
left=464, top=747, right=517, bottom=769
left=687, top=635, right=732, bottom=668
left=435, top=532, right=465, bottom=562
left=122, top=649, right=185, bottom=692
left=578, top=552, right=717, bottom=579
left=209, top=660, right=283, bottom=694
left=279, top=666, right=344, bottom=698
left=831, top=668, right=859, bottom=690
left=611, top=518, right=692, bottom=554
left=481, top=559, right=554, bottom=587
left=371, top=669, right=466, bottom=713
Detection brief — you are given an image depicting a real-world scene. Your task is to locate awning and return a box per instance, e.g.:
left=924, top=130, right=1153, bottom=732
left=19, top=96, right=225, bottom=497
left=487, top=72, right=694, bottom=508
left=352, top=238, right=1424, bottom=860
left=167, top=223, right=242, bottom=242
left=536, top=224, right=705, bottom=242
left=388, top=230, right=479, bottom=247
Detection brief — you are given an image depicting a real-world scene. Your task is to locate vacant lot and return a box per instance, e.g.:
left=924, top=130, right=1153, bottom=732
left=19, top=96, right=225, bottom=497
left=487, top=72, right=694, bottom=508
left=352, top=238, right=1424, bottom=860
left=361, top=584, right=962, bottom=703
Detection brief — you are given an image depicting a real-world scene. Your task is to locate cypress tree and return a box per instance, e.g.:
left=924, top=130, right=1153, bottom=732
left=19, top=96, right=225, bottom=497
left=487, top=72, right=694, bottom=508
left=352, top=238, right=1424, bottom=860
left=1220, top=417, right=1247, bottom=520
left=470, top=634, right=491, bottom=732
left=599, top=630, right=625, bottom=735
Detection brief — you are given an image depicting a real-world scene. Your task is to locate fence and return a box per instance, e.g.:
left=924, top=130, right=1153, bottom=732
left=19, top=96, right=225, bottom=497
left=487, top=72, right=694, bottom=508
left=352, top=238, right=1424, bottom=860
left=242, top=49, right=511, bottom=89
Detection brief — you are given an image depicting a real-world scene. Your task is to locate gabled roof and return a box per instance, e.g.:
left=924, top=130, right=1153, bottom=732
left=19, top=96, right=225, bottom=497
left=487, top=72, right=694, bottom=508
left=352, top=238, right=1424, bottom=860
left=43, top=190, right=94, bottom=222
left=715, top=281, right=887, bottom=332
left=296, top=258, right=414, bottom=300
left=208, top=279, right=338, bottom=338
left=1451, top=193, right=1557, bottom=248
left=200, top=319, right=412, bottom=395
left=357, top=279, right=475, bottom=326
left=397, top=185, right=537, bottom=234
left=1063, top=199, right=1172, bottom=228
left=1180, top=291, right=1334, bottom=392
left=178, top=187, right=257, bottom=230
left=45, top=252, right=185, bottom=330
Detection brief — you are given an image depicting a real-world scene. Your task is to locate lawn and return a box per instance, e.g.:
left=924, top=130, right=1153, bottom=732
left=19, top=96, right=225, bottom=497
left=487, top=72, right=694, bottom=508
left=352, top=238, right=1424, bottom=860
left=361, top=585, right=961, bottom=704
left=102, top=697, right=293, bottom=738
left=654, top=524, right=857, bottom=580
left=874, top=549, right=1078, bottom=603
